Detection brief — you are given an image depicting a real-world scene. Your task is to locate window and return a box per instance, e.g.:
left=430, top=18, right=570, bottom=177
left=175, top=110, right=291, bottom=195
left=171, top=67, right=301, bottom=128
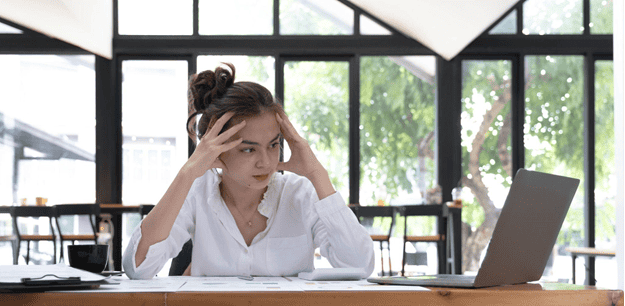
left=118, top=0, right=193, bottom=35
left=461, top=59, right=512, bottom=272
left=199, top=0, right=273, bottom=35
left=523, top=0, right=583, bottom=34
left=280, top=0, right=353, bottom=35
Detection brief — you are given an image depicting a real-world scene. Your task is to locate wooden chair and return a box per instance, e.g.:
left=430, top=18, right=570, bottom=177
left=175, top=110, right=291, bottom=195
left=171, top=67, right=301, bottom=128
left=54, top=204, right=100, bottom=262
left=399, top=205, right=445, bottom=276
left=10, top=206, right=58, bottom=264
left=352, top=205, right=396, bottom=276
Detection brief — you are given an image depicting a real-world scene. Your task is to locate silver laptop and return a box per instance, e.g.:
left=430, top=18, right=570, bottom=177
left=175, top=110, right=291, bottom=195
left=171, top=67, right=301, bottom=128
left=367, top=169, right=579, bottom=288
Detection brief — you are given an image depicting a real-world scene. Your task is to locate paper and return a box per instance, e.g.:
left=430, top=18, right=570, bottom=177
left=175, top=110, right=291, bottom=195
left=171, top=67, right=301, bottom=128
left=76, top=275, right=188, bottom=293
left=292, top=279, right=430, bottom=291
left=0, top=263, right=106, bottom=284
left=297, top=268, right=366, bottom=281
left=177, top=276, right=303, bottom=292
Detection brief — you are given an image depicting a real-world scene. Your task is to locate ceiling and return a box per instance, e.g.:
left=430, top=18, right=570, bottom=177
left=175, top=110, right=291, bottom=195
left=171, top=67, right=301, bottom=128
left=0, top=0, right=518, bottom=61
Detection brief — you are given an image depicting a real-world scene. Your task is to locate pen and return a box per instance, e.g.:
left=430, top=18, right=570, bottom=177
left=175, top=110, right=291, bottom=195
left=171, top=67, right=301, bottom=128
left=237, top=275, right=254, bottom=281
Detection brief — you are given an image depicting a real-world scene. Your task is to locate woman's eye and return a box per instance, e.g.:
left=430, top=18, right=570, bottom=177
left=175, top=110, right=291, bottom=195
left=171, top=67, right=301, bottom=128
left=270, top=143, right=279, bottom=149
left=242, top=148, right=254, bottom=153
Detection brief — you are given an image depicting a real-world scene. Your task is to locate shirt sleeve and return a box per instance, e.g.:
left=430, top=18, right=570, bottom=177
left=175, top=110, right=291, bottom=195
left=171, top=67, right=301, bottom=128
left=122, top=196, right=196, bottom=280
left=307, top=191, right=375, bottom=277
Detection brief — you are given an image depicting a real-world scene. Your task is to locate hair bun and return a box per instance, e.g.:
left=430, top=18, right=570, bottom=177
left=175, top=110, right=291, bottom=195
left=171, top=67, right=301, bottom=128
left=189, top=63, right=236, bottom=113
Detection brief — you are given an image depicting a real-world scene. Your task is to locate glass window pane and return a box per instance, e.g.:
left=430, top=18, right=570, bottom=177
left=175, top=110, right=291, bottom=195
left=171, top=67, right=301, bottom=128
left=594, top=60, right=615, bottom=288
left=0, top=55, right=96, bottom=206
left=590, top=0, right=613, bottom=34
left=199, top=0, right=273, bottom=35
left=524, top=55, right=584, bottom=283
left=461, top=59, right=512, bottom=274
left=0, top=22, right=22, bottom=34
left=284, top=61, right=349, bottom=202
left=523, top=0, right=583, bottom=34
left=122, top=60, right=189, bottom=205
left=118, top=0, right=192, bottom=35
left=360, top=56, right=436, bottom=207
left=197, top=55, right=275, bottom=95
left=360, top=15, right=391, bottom=35
left=280, top=0, right=353, bottom=35
left=489, top=9, right=517, bottom=35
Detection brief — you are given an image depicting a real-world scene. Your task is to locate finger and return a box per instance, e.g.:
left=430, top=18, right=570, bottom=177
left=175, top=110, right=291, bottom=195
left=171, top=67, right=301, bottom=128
left=214, top=120, right=246, bottom=144
left=205, top=112, right=235, bottom=139
left=276, top=113, right=299, bottom=141
left=217, top=137, right=243, bottom=154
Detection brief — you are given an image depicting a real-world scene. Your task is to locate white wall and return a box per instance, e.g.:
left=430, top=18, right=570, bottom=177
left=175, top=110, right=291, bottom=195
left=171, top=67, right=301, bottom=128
left=615, top=0, right=624, bottom=291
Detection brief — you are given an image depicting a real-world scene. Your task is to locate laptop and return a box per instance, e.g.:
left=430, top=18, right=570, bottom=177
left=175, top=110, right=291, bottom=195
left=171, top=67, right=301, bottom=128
left=368, top=169, right=579, bottom=288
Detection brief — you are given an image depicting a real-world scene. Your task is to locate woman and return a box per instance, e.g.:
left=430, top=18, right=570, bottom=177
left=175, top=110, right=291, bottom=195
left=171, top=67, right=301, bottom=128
left=122, top=63, right=374, bottom=279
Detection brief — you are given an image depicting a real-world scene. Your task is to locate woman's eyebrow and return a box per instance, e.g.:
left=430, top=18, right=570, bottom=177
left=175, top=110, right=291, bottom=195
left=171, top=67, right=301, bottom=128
left=241, top=133, right=281, bottom=146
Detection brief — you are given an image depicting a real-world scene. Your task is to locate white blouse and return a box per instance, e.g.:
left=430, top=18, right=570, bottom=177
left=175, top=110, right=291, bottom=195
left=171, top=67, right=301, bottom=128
left=122, top=171, right=375, bottom=279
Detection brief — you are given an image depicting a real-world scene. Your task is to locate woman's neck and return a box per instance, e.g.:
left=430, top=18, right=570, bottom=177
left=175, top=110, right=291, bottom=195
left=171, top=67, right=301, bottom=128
left=220, top=176, right=266, bottom=210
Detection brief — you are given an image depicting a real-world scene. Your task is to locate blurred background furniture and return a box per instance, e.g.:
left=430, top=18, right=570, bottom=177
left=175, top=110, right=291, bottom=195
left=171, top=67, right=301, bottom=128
left=139, top=204, right=155, bottom=218
left=565, top=246, right=615, bottom=285
left=10, top=206, right=58, bottom=264
left=397, top=204, right=461, bottom=276
left=54, top=203, right=101, bottom=263
left=99, top=203, right=142, bottom=271
left=352, top=205, right=396, bottom=276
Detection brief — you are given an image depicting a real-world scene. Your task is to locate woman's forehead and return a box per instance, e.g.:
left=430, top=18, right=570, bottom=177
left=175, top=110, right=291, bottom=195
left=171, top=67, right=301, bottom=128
left=234, top=112, right=280, bottom=141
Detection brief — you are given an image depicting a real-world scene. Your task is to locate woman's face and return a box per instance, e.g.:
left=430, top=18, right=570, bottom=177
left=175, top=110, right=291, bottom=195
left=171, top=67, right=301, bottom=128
left=219, top=111, right=281, bottom=190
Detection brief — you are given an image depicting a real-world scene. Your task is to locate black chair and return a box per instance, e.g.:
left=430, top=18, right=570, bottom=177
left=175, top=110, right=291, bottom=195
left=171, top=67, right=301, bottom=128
left=139, top=204, right=155, bottom=218
left=10, top=206, right=58, bottom=264
left=0, top=217, right=18, bottom=264
left=54, top=204, right=100, bottom=262
left=353, top=205, right=396, bottom=276
left=169, top=239, right=193, bottom=276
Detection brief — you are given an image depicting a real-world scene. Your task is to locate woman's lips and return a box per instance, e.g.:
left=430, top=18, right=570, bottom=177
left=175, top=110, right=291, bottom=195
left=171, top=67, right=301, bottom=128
left=253, top=174, right=269, bottom=181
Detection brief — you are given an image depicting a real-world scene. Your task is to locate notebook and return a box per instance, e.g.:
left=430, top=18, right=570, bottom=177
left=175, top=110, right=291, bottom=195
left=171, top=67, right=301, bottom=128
left=368, top=169, right=579, bottom=288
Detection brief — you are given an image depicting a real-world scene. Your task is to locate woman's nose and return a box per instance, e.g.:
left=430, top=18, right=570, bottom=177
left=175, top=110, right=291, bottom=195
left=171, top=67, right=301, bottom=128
left=256, top=150, right=270, bottom=168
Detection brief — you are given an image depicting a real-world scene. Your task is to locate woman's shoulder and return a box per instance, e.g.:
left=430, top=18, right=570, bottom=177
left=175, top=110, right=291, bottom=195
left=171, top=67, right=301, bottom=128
left=188, top=170, right=221, bottom=199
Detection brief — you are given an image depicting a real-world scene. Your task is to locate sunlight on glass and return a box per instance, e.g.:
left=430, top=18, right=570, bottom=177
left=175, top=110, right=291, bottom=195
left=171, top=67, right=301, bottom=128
left=489, top=9, right=517, bottom=35
left=118, top=0, right=192, bottom=35
left=121, top=60, right=189, bottom=205
left=280, top=0, right=353, bottom=35
left=284, top=61, right=349, bottom=202
left=523, top=0, right=582, bottom=34
left=461, top=60, right=512, bottom=273
left=360, top=14, right=391, bottom=35
left=197, top=56, right=275, bottom=95
left=0, top=55, right=96, bottom=207
left=199, top=0, right=273, bottom=35
left=525, top=55, right=584, bottom=284
left=590, top=0, right=613, bottom=34
left=594, top=60, right=615, bottom=288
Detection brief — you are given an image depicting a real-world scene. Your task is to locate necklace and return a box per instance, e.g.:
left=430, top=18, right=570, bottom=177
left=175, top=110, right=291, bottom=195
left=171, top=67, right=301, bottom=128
left=220, top=183, right=257, bottom=228
left=231, top=202, right=255, bottom=227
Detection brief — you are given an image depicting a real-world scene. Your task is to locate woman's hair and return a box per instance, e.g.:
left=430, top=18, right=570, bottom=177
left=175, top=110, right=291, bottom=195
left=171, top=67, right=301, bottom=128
left=186, top=63, right=284, bottom=142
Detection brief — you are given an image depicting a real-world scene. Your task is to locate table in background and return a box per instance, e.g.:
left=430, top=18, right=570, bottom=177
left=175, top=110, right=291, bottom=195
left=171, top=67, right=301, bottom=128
left=395, top=203, right=462, bottom=274
left=1, top=283, right=622, bottom=306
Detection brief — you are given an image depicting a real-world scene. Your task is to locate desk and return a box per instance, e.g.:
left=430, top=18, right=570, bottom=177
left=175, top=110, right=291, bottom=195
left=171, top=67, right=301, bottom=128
left=395, top=204, right=462, bottom=274
left=99, top=204, right=141, bottom=272
left=1, top=283, right=622, bottom=306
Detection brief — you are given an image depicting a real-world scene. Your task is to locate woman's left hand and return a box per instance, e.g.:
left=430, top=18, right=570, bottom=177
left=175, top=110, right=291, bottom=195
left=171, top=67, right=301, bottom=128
left=275, top=112, right=324, bottom=180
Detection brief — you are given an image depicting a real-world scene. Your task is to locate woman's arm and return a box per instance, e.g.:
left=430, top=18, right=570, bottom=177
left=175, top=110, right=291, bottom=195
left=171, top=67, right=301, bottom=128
left=275, top=113, right=335, bottom=200
left=134, top=112, right=246, bottom=267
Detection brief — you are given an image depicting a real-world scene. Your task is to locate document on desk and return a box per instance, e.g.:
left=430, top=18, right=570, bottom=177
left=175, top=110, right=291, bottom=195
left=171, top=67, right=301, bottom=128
left=0, top=263, right=106, bottom=284
left=68, top=275, right=188, bottom=293
left=291, top=279, right=430, bottom=291
left=177, top=276, right=303, bottom=292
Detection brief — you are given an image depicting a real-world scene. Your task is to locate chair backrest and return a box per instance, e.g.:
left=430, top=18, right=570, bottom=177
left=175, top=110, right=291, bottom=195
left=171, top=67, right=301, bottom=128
left=54, top=204, right=100, bottom=238
left=139, top=204, right=155, bottom=218
left=10, top=206, right=57, bottom=238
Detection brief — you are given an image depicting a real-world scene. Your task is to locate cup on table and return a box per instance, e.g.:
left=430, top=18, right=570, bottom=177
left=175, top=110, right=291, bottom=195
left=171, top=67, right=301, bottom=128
left=35, top=197, right=48, bottom=206
left=451, top=187, right=462, bottom=206
left=68, top=244, right=109, bottom=273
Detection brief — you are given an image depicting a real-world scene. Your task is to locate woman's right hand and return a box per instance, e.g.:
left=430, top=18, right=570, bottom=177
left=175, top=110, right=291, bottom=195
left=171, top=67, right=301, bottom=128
left=182, top=112, right=246, bottom=179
